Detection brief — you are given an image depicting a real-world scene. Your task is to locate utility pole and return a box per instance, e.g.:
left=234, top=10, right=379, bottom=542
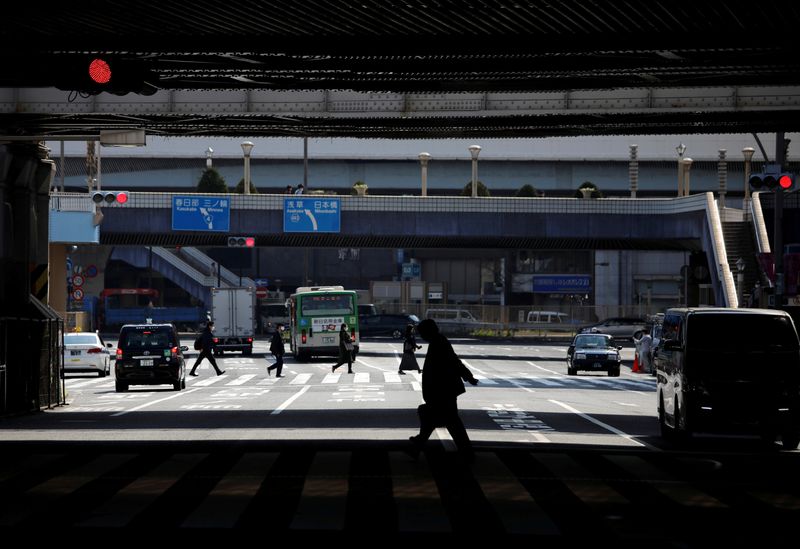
left=775, top=132, right=787, bottom=309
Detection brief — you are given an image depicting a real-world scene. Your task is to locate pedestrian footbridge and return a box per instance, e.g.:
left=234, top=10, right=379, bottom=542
left=49, top=191, right=751, bottom=307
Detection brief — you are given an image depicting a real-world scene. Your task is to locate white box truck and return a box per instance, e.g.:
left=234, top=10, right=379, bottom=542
left=211, top=286, right=255, bottom=355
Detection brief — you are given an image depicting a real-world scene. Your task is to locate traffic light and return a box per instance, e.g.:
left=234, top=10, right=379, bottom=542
left=55, top=56, right=159, bottom=96
left=91, top=191, right=129, bottom=205
left=228, top=236, right=255, bottom=247
left=750, top=171, right=796, bottom=192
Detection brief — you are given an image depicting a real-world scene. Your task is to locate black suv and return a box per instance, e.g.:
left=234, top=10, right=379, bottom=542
left=360, top=314, right=420, bottom=339
left=114, top=323, right=187, bottom=392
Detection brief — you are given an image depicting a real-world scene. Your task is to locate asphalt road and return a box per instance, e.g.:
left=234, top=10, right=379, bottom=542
left=2, top=339, right=798, bottom=544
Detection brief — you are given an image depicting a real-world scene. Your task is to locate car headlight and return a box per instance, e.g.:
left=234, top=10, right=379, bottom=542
left=575, top=353, right=586, bottom=360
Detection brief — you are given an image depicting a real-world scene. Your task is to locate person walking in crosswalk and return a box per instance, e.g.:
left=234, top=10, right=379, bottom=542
left=409, top=319, right=478, bottom=460
left=267, top=324, right=286, bottom=377
left=398, top=323, right=422, bottom=374
left=331, top=323, right=354, bottom=374
left=190, top=321, right=225, bottom=377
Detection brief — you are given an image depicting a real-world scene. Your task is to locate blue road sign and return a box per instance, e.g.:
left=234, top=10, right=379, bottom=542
left=283, top=197, right=341, bottom=233
left=172, top=196, right=231, bottom=232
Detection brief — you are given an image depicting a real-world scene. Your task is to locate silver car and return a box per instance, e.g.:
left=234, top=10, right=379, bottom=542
left=581, top=317, right=647, bottom=340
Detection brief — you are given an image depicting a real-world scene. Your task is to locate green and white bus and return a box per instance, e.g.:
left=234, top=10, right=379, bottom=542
left=287, top=286, right=360, bottom=361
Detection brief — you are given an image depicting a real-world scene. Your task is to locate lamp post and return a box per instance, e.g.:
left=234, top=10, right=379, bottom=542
left=718, top=148, right=727, bottom=209
left=468, top=145, right=481, bottom=198
left=682, top=157, right=694, bottom=196
left=240, top=141, right=254, bottom=195
left=205, top=147, right=213, bottom=169
left=629, top=144, right=638, bottom=198
left=743, top=146, right=755, bottom=208
left=676, top=143, right=687, bottom=197
left=418, top=152, right=431, bottom=197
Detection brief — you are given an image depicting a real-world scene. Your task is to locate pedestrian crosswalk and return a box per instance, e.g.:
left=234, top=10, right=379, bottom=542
left=0, top=446, right=794, bottom=541
left=65, top=371, right=656, bottom=391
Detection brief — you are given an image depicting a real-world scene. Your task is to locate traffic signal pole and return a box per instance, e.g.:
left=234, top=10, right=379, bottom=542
left=775, top=132, right=786, bottom=308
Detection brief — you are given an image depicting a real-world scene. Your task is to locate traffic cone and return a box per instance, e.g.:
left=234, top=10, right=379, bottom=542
left=632, top=351, right=640, bottom=373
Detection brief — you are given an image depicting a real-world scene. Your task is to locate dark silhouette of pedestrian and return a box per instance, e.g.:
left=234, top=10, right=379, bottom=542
left=190, top=321, right=225, bottom=376
left=267, top=324, right=285, bottom=377
left=331, top=323, right=354, bottom=374
left=409, top=319, right=478, bottom=459
left=294, top=183, right=305, bottom=195
left=285, top=185, right=294, bottom=194
left=398, top=323, right=422, bottom=374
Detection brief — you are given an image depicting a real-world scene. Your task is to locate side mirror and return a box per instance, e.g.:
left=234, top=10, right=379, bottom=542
left=617, top=345, right=623, bottom=351
left=567, top=345, right=575, bottom=355
left=180, top=345, right=189, bottom=352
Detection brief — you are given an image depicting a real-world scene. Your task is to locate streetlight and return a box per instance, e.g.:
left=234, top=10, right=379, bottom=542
left=468, top=145, right=481, bottom=198
left=682, top=157, right=694, bottom=196
left=676, top=143, right=687, bottom=197
left=205, top=147, right=214, bottom=169
left=240, top=141, right=254, bottom=195
left=743, top=146, right=755, bottom=206
left=418, top=152, right=431, bottom=197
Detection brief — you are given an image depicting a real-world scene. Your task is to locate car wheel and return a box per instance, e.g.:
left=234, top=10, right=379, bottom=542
left=115, top=381, right=128, bottom=393
left=173, top=381, right=182, bottom=391
left=658, top=395, right=673, bottom=439
left=98, top=369, right=107, bottom=378
left=633, top=330, right=644, bottom=340
left=392, top=329, right=402, bottom=339
left=181, top=378, right=186, bottom=389
left=608, top=367, right=620, bottom=377
left=567, top=365, right=576, bottom=376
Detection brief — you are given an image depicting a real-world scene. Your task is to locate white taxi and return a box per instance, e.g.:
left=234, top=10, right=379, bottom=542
left=63, top=331, right=113, bottom=377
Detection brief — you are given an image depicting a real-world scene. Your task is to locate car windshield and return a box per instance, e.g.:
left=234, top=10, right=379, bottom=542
left=688, top=314, right=799, bottom=351
left=64, top=334, right=99, bottom=345
left=575, top=335, right=610, bottom=348
left=119, top=327, right=175, bottom=349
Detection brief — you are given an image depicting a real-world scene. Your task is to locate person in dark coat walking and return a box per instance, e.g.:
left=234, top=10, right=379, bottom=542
left=190, top=321, right=225, bottom=376
left=409, top=319, right=478, bottom=458
left=267, top=324, right=286, bottom=377
left=331, top=323, right=354, bottom=374
left=398, top=323, right=422, bottom=374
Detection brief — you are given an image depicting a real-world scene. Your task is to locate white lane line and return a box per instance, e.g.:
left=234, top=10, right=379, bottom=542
left=110, top=388, right=200, bottom=417
left=548, top=399, right=655, bottom=450
left=192, top=376, right=227, bottom=387
left=321, top=373, right=340, bottom=384
left=226, top=374, right=256, bottom=386
left=354, top=357, right=389, bottom=372
left=354, top=372, right=370, bottom=383
left=271, top=385, right=310, bottom=416
left=411, top=381, right=421, bottom=392
left=526, top=360, right=562, bottom=376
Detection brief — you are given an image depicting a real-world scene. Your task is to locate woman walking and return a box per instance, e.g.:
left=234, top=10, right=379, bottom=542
left=398, top=323, right=422, bottom=374
left=331, top=323, right=354, bottom=374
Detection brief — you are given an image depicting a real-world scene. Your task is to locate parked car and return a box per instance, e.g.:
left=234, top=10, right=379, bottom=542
left=526, top=310, right=579, bottom=332
left=425, top=308, right=480, bottom=334
left=581, top=317, right=647, bottom=340
left=63, top=331, right=113, bottom=377
left=114, top=322, right=187, bottom=392
left=566, top=333, right=622, bottom=376
left=654, top=307, right=800, bottom=449
left=360, top=314, right=420, bottom=339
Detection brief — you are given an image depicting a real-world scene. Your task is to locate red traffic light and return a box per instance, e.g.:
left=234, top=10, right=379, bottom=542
left=227, top=236, right=256, bottom=247
left=779, top=174, right=793, bottom=189
left=115, top=191, right=128, bottom=204
left=245, top=237, right=255, bottom=247
left=88, top=58, right=112, bottom=84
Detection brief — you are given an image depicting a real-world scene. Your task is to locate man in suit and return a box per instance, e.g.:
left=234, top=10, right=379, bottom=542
left=409, top=319, right=478, bottom=459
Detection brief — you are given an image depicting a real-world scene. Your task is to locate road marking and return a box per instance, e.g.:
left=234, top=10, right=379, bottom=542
left=110, top=388, right=199, bottom=417
left=548, top=399, right=653, bottom=449
left=526, top=360, right=561, bottom=375
left=226, top=374, right=256, bottom=386
left=192, top=376, right=226, bottom=386
left=411, top=381, right=421, bottom=392
left=384, top=372, right=402, bottom=383
left=389, top=451, right=450, bottom=532
left=322, top=373, right=340, bottom=384
left=290, top=451, right=347, bottom=530
left=271, top=385, right=310, bottom=415
left=354, top=372, right=370, bottom=383
left=290, top=373, right=312, bottom=385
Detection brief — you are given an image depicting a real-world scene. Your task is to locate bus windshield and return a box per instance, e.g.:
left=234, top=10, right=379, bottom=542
left=300, top=294, right=354, bottom=316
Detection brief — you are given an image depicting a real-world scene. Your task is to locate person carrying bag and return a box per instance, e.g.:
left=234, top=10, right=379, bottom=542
left=332, top=323, right=355, bottom=374
left=398, top=323, right=422, bottom=374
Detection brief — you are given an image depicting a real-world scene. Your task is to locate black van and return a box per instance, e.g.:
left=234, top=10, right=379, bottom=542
left=654, top=307, right=800, bottom=449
